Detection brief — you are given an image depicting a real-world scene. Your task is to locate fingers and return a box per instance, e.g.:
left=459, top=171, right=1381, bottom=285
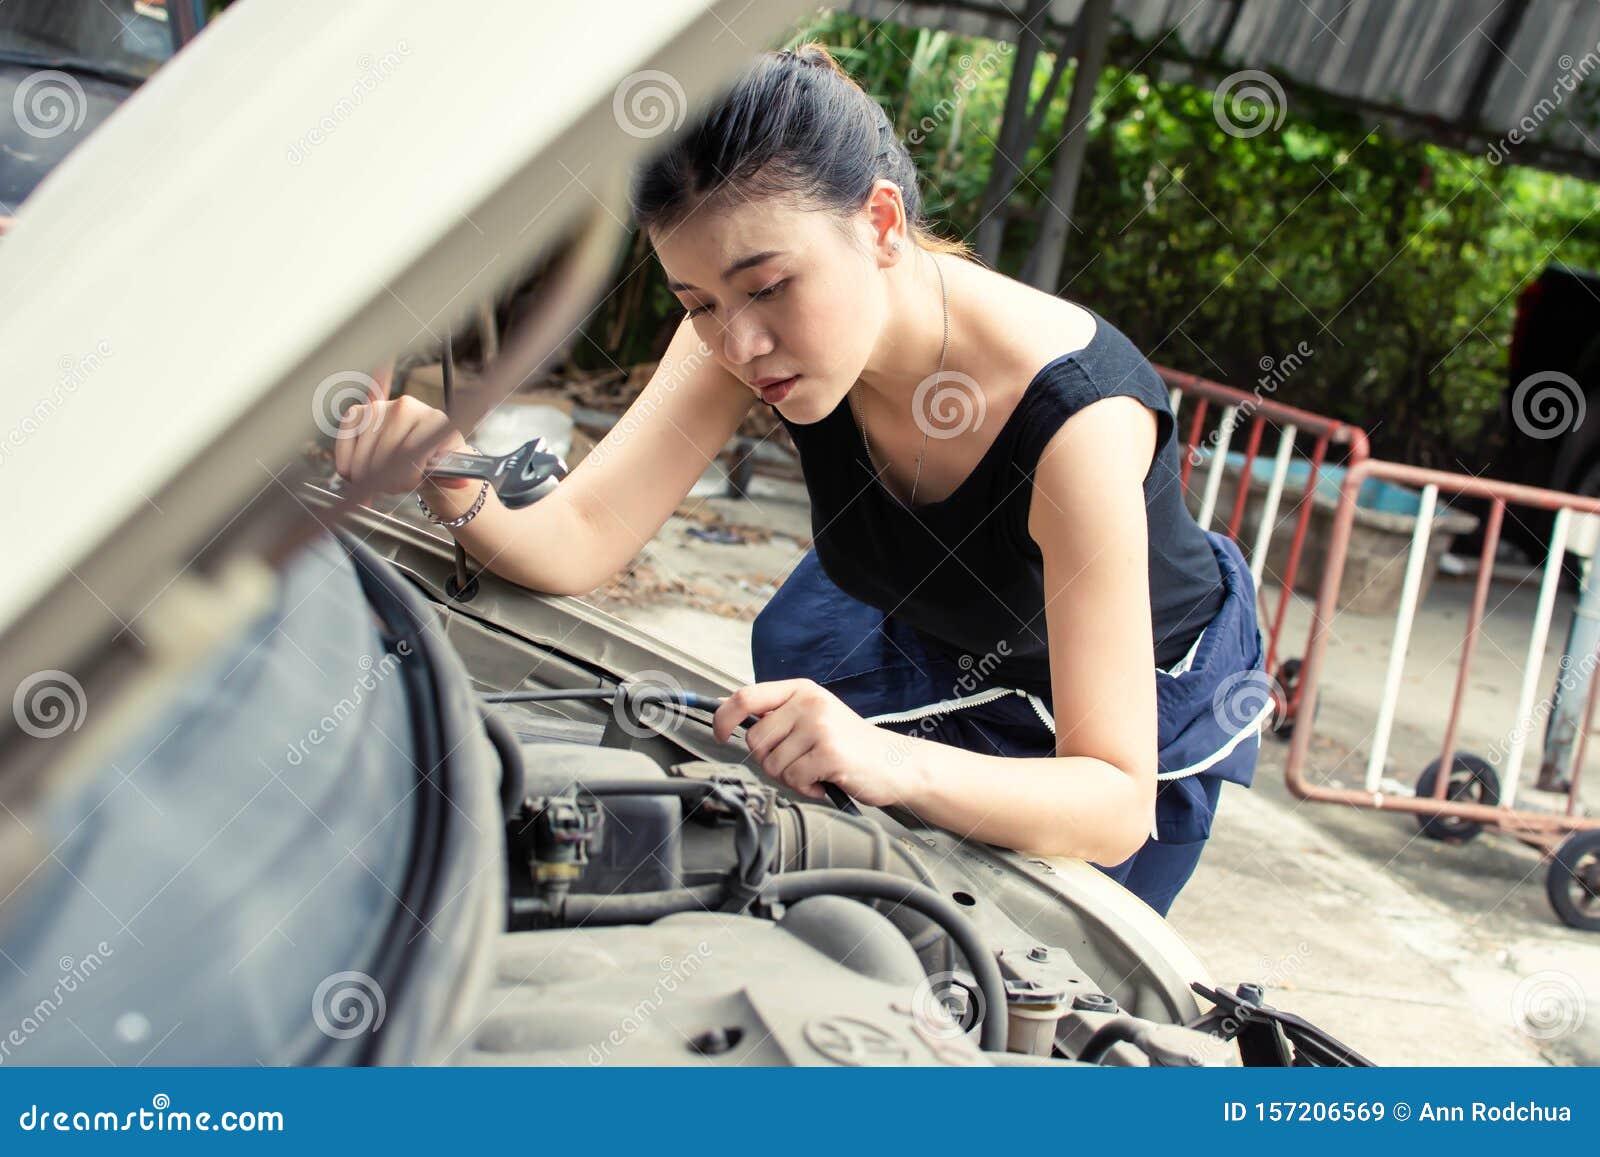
left=335, top=399, right=384, bottom=480
left=712, top=679, right=814, bottom=742
left=758, top=726, right=818, bottom=785
left=348, top=401, right=389, bottom=485
left=769, top=748, right=830, bottom=800
left=723, top=685, right=840, bottom=801
left=333, top=396, right=462, bottom=495
left=333, top=404, right=359, bottom=477
left=376, top=407, right=454, bottom=493
left=744, top=704, right=797, bottom=765
left=391, top=410, right=450, bottom=485
left=713, top=681, right=843, bottom=803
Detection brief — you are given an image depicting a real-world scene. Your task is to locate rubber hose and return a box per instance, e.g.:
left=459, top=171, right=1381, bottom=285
left=765, top=869, right=1008, bottom=1052
left=510, top=884, right=725, bottom=929
left=1077, top=1017, right=1148, bottom=1064
left=480, top=708, right=525, bottom=816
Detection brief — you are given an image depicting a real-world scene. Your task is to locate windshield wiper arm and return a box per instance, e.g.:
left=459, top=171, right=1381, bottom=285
left=0, top=49, right=146, bottom=88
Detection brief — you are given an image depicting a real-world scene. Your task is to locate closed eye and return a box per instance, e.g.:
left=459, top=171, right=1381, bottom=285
left=683, top=277, right=787, bottom=319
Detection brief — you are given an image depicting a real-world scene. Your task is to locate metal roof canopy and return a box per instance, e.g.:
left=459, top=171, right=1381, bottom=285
left=855, top=0, right=1600, bottom=175
left=851, top=0, right=1600, bottom=279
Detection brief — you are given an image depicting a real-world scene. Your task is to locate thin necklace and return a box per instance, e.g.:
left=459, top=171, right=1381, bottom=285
left=850, top=252, right=949, bottom=507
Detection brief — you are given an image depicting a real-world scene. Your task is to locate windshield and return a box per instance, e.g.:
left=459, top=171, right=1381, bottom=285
left=0, top=0, right=176, bottom=82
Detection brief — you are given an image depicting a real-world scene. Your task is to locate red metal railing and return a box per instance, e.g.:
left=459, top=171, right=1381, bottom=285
left=1283, top=457, right=1600, bottom=840
left=1157, top=366, right=1369, bottom=712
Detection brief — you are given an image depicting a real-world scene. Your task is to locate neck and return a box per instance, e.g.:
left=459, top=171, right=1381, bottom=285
left=856, top=248, right=956, bottom=408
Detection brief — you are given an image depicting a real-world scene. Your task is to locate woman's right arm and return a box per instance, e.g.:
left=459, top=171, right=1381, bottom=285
left=334, top=317, right=755, bottom=596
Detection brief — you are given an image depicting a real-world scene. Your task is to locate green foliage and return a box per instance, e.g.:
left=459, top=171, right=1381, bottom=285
left=1017, top=61, right=1600, bottom=468
left=579, top=11, right=1600, bottom=468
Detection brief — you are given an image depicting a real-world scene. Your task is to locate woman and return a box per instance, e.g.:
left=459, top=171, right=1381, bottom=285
left=335, top=45, right=1269, bottom=916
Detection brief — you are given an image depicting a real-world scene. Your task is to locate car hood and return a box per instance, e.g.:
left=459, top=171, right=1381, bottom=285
left=0, top=0, right=803, bottom=796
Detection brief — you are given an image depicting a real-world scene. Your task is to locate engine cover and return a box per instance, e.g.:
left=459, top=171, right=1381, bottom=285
left=459, top=907, right=987, bottom=1067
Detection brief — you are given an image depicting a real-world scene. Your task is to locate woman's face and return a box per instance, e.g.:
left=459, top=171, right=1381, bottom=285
left=651, top=195, right=887, bottom=424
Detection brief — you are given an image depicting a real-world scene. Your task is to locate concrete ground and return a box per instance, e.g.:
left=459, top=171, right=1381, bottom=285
left=591, top=467, right=1599, bottom=1066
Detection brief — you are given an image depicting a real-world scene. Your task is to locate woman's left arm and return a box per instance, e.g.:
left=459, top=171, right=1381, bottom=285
left=715, top=395, right=1160, bottom=865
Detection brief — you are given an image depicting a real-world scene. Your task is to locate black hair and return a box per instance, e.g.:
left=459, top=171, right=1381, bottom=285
left=629, top=43, right=966, bottom=254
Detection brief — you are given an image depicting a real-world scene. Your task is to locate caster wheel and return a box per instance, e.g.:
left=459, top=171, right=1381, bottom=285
left=1414, top=754, right=1500, bottom=843
left=1267, top=659, right=1310, bottom=741
left=1547, top=829, right=1600, bottom=932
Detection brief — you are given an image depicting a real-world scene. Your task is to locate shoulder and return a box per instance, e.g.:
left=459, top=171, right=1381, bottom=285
left=1027, top=396, right=1158, bottom=544
left=1015, top=307, right=1175, bottom=484
left=1031, top=396, right=1158, bottom=495
left=955, top=263, right=1166, bottom=425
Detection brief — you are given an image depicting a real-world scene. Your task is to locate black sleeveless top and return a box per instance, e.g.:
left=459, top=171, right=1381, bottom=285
left=775, top=307, right=1225, bottom=694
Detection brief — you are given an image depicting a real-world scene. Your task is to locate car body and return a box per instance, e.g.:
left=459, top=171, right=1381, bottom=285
left=0, top=0, right=1349, bottom=1066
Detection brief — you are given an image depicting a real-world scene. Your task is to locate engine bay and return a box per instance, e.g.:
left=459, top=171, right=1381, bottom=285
left=473, top=734, right=1228, bottom=1066
left=325, top=499, right=1369, bottom=1069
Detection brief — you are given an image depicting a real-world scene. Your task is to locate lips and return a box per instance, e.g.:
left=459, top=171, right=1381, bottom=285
left=756, top=375, right=798, bottom=405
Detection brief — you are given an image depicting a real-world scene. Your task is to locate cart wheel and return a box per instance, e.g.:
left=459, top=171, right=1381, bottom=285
left=1414, top=754, right=1501, bottom=843
left=1267, top=659, right=1315, bottom=741
left=1546, top=830, right=1600, bottom=932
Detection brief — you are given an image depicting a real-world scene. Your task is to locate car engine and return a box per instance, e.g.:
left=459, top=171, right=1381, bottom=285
left=460, top=737, right=1231, bottom=1067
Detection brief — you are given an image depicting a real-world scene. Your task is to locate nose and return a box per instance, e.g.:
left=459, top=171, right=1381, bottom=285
left=719, top=310, right=774, bottom=367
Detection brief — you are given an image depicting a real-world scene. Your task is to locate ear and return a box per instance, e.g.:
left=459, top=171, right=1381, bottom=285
left=860, top=179, right=908, bottom=268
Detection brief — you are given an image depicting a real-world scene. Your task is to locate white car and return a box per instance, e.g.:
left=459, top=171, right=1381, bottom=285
left=0, top=0, right=1361, bottom=1067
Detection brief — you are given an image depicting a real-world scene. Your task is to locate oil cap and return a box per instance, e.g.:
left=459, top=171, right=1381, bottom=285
left=1071, top=992, right=1119, bottom=1013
